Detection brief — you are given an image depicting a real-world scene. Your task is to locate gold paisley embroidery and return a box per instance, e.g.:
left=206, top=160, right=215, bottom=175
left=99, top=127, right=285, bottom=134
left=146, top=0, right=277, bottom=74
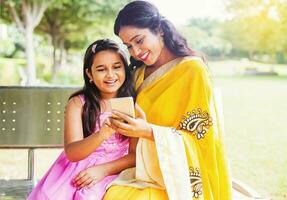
left=180, top=108, right=212, bottom=139
left=189, top=167, right=203, bottom=198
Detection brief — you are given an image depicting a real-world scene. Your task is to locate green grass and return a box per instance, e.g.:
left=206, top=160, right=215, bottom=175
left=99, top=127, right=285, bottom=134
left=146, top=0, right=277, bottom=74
left=214, top=76, right=287, bottom=200
left=208, top=60, right=287, bottom=199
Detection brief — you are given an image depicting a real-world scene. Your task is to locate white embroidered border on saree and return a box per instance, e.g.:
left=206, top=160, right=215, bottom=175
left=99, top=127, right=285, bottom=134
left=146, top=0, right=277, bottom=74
left=108, top=57, right=232, bottom=200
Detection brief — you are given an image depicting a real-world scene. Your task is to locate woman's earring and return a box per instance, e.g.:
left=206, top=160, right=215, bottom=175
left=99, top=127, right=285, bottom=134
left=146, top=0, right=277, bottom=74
left=89, top=79, right=93, bottom=83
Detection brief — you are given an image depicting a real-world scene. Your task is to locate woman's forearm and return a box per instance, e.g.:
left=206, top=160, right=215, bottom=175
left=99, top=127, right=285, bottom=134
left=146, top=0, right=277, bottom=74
left=141, top=123, right=154, bottom=141
left=100, top=152, right=136, bottom=176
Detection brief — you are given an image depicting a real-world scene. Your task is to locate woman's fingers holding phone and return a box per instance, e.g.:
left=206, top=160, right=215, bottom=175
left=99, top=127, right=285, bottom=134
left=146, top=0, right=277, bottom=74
left=112, top=110, right=135, bottom=124
left=110, top=116, right=152, bottom=138
left=110, top=117, right=133, bottom=130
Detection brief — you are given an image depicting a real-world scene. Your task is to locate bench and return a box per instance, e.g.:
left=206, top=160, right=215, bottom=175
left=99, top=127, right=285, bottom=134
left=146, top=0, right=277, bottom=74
left=0, top=86, right=79, bottom=198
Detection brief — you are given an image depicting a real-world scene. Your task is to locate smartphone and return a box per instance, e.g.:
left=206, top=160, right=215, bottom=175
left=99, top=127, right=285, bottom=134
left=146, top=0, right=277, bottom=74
left=108, top=97, right=135, bottom=118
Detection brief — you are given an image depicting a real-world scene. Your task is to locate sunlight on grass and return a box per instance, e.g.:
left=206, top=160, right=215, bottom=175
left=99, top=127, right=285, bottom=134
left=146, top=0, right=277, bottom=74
left=214, top=76, right=287, bottom=200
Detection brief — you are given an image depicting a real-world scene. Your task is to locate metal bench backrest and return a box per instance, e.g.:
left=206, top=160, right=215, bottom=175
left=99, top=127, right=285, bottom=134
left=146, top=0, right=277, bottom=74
left=0, top=86, right=79, bottom=148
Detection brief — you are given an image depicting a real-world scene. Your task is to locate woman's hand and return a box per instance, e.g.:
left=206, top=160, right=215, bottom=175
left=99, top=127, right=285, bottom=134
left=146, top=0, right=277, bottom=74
left=110, top=104, right=154, bottom=140
left=99, top=118, right=116, bottom=140
left=73, top=165, right=107, bottom=189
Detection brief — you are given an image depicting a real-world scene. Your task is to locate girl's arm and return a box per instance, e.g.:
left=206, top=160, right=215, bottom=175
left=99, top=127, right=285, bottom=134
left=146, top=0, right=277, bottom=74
left=64, top=96, right=115, bottom=162
left=74, top=137, right=138, bottom=189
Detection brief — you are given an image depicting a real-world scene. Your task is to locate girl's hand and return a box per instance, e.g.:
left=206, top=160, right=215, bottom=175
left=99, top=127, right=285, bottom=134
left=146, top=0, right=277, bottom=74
left=73, top=165, right=107, bottom=189
left=99, top=118, right=116, bottom=140
left=110, top=104, right=153, bottom=139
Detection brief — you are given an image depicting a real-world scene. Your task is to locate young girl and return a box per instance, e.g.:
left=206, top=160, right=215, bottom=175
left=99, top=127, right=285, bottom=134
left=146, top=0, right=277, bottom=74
left=27, top=39, right=137, bottom=200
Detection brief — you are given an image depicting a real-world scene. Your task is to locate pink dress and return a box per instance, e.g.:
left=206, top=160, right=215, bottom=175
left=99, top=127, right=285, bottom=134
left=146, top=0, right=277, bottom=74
left=27, top=96, right=129, bottom=200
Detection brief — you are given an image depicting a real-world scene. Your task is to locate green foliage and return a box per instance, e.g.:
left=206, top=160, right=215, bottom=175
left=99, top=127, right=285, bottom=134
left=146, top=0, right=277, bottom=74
left=0, top=57, right=25, bottom=85
left=0, top=0, right=19, bottom=23
left=37, top=0, right=128, bottom=51
left=179, top=0, right=287, bottom=63
left=0, top=0, right=129, bottom=85
left=0, top=25, right=25, bottom=58
left=223, top=0, right=287, bottom=62
left=0, top=39, right=15, bottom=57
left=31, top=0, right=128, bottom=83
left=1, top=0, right=51, bottom=28
left=181, top=18, right=232, bottom=58
left=276, top=52, right=286, bottom=64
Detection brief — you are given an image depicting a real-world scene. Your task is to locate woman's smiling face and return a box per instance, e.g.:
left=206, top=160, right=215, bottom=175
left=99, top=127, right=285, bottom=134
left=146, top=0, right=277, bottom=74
left=118, top=26, right=164, bottom=66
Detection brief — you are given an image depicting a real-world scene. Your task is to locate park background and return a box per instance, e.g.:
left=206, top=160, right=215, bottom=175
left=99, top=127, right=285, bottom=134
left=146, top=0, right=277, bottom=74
left=0, top=0, right=286, bottom=199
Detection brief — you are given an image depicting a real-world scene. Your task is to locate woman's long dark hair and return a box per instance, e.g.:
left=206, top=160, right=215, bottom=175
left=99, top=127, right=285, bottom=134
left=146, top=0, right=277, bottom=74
left=114, top=0, right=204, bottom=69
left=70, top=39, right=135, bottom=138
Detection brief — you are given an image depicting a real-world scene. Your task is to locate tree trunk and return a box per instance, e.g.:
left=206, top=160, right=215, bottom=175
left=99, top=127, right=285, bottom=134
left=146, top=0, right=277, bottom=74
left=248, top=51, right=254, bottom=60
left=25, top=25, right=36, bottom=85
left=51, top=36, right=57, bottom=81
left=59, top=40, right=64, bottom=69
left=51, top=38, right=65, bottom=82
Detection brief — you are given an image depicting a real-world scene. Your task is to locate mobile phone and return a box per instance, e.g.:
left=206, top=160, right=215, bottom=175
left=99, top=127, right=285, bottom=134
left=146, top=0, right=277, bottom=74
left=108, top=97, right=135, bottom=118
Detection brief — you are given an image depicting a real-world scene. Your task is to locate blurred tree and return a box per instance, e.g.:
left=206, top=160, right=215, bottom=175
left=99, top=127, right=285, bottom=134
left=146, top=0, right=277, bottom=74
left=1, top=0, right=51, bottom=85
left=0, top=25, right=25, bottom=58
left=181, top=18, right=232, bottom=58
left=0, top=39, right=15, bottom=57
left=36, top=0, right=128, bottom=81
left=224, top=0, right=286, bottom=62
left=275, top=0, right=287, bottom=63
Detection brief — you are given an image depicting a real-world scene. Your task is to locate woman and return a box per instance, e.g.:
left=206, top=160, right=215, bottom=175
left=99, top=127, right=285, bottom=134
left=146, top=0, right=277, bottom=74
left=104, top=1, right=232, bottom=199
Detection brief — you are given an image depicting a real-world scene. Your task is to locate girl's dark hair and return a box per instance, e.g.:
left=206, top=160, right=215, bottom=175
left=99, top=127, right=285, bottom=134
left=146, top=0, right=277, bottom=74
left=114, top=0, right=204, bottom=68
left=70, top=39, right=135, bottom=138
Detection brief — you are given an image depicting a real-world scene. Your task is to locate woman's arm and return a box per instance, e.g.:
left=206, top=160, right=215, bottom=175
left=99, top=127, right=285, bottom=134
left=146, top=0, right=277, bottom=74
left=102, top=137, right=138, bottom=175
left=64, top=96, right=115, bottom=162
left=74, top=137, right=138, bottom=189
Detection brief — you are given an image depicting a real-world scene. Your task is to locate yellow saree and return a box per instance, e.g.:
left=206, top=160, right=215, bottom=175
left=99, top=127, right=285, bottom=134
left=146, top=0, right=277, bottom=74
left=104, top=57, right=232, bottom=200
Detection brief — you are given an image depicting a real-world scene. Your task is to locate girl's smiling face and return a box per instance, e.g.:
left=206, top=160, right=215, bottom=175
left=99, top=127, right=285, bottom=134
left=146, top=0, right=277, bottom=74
left=86, top=50, right=126, bottom=99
